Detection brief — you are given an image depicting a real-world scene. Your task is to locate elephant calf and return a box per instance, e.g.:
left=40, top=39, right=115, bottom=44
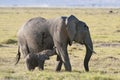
left=26, top=48, right=56, bottom=71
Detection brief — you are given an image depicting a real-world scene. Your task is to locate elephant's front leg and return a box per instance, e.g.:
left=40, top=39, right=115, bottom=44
left=62, top=52, right=71, bottom=71
left=38, top=61, right=45, bottom=70
left=56, top=55, right=62, bottom=71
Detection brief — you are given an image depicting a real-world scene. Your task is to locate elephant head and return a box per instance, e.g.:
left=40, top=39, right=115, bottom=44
left=66, top=15, right=94, bottom=71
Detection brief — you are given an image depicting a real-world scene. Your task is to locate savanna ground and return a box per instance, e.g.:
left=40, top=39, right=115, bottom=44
left=0, top=7, right=120, bottom=80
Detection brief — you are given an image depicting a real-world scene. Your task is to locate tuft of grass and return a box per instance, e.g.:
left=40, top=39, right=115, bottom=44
left=0, top=44, right=3, bottom=47
left=2, top=39, right=17, bottom=44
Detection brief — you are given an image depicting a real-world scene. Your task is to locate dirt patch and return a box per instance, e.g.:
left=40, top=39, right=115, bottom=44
left=109, top=10, right=113, bottom=13
left=103, top=56, right=119, bottom=61
left=0, top=44, right=9, bottom=47
left=115, top=30, right=120, bottom=33
left=92, top=56, right=120, bottom=63
left=95, top=42, right=120, bottom=47
left=0, top=44, right=3, bottom=47
left=0, top=57, right=10, bottom=64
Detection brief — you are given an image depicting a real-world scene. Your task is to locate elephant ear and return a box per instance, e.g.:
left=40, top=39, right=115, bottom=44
left=66, top=15, right=79, bottom=45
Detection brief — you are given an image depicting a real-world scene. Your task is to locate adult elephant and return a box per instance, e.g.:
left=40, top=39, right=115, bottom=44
left=15, top=15, right=94, bottom=72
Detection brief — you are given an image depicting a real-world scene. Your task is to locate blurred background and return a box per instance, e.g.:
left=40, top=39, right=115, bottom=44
left=0, top=0, right=120, bottom=8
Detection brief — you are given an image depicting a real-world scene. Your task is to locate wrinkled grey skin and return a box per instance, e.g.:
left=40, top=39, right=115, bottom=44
left=15, top=15, right=94, bottom=72
left=25, top=48, right=56, bottom=71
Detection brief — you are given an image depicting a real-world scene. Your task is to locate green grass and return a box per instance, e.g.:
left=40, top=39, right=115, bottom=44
left=0, top=7, right=120, bottom=80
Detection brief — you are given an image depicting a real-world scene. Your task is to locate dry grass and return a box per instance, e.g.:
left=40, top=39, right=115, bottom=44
left=0, top=7, right=120, bottom=80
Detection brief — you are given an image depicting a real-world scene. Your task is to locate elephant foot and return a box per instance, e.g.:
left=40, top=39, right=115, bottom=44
left=38, top=61, right=45, bottom=71
left=28, top=68, right=34, bottom=71
left=56, top=61, right=62, bottom=71
left=38, top=68, right=44, bottom=71
left=38, top=65, right=44, bottom=71
left=64, top=61, right=72, bottom=72
left=56, top=61, right=72, bottom=72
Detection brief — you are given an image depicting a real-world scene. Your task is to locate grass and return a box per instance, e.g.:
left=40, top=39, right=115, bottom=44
left=0, top=7, right=120, bottom=80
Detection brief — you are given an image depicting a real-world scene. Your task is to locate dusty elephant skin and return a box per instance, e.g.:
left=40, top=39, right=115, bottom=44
left=15, top=15, right=94, bottom=72
left=25, top=48, right=56, bottom=71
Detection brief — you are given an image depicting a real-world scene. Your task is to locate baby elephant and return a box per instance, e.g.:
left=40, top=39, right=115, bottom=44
left=26, top=48, right=56, bottom=71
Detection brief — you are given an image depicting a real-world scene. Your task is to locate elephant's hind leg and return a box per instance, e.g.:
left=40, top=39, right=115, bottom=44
left=56, top=55, right=62, bottom=71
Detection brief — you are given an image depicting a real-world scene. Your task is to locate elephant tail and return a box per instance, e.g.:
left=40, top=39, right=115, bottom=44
left=15, top=45, right=21, bottom=65
left=15, top=41, right=30, bottom=65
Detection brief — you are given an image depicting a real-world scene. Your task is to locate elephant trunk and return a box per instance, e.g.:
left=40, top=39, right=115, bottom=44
left=84, top=33, right=93, bottom=72
left=46, top=47, right=56, bottom=57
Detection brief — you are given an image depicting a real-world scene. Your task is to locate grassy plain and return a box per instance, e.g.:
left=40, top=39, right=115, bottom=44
left=0, top=7, right=120, bottom=80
